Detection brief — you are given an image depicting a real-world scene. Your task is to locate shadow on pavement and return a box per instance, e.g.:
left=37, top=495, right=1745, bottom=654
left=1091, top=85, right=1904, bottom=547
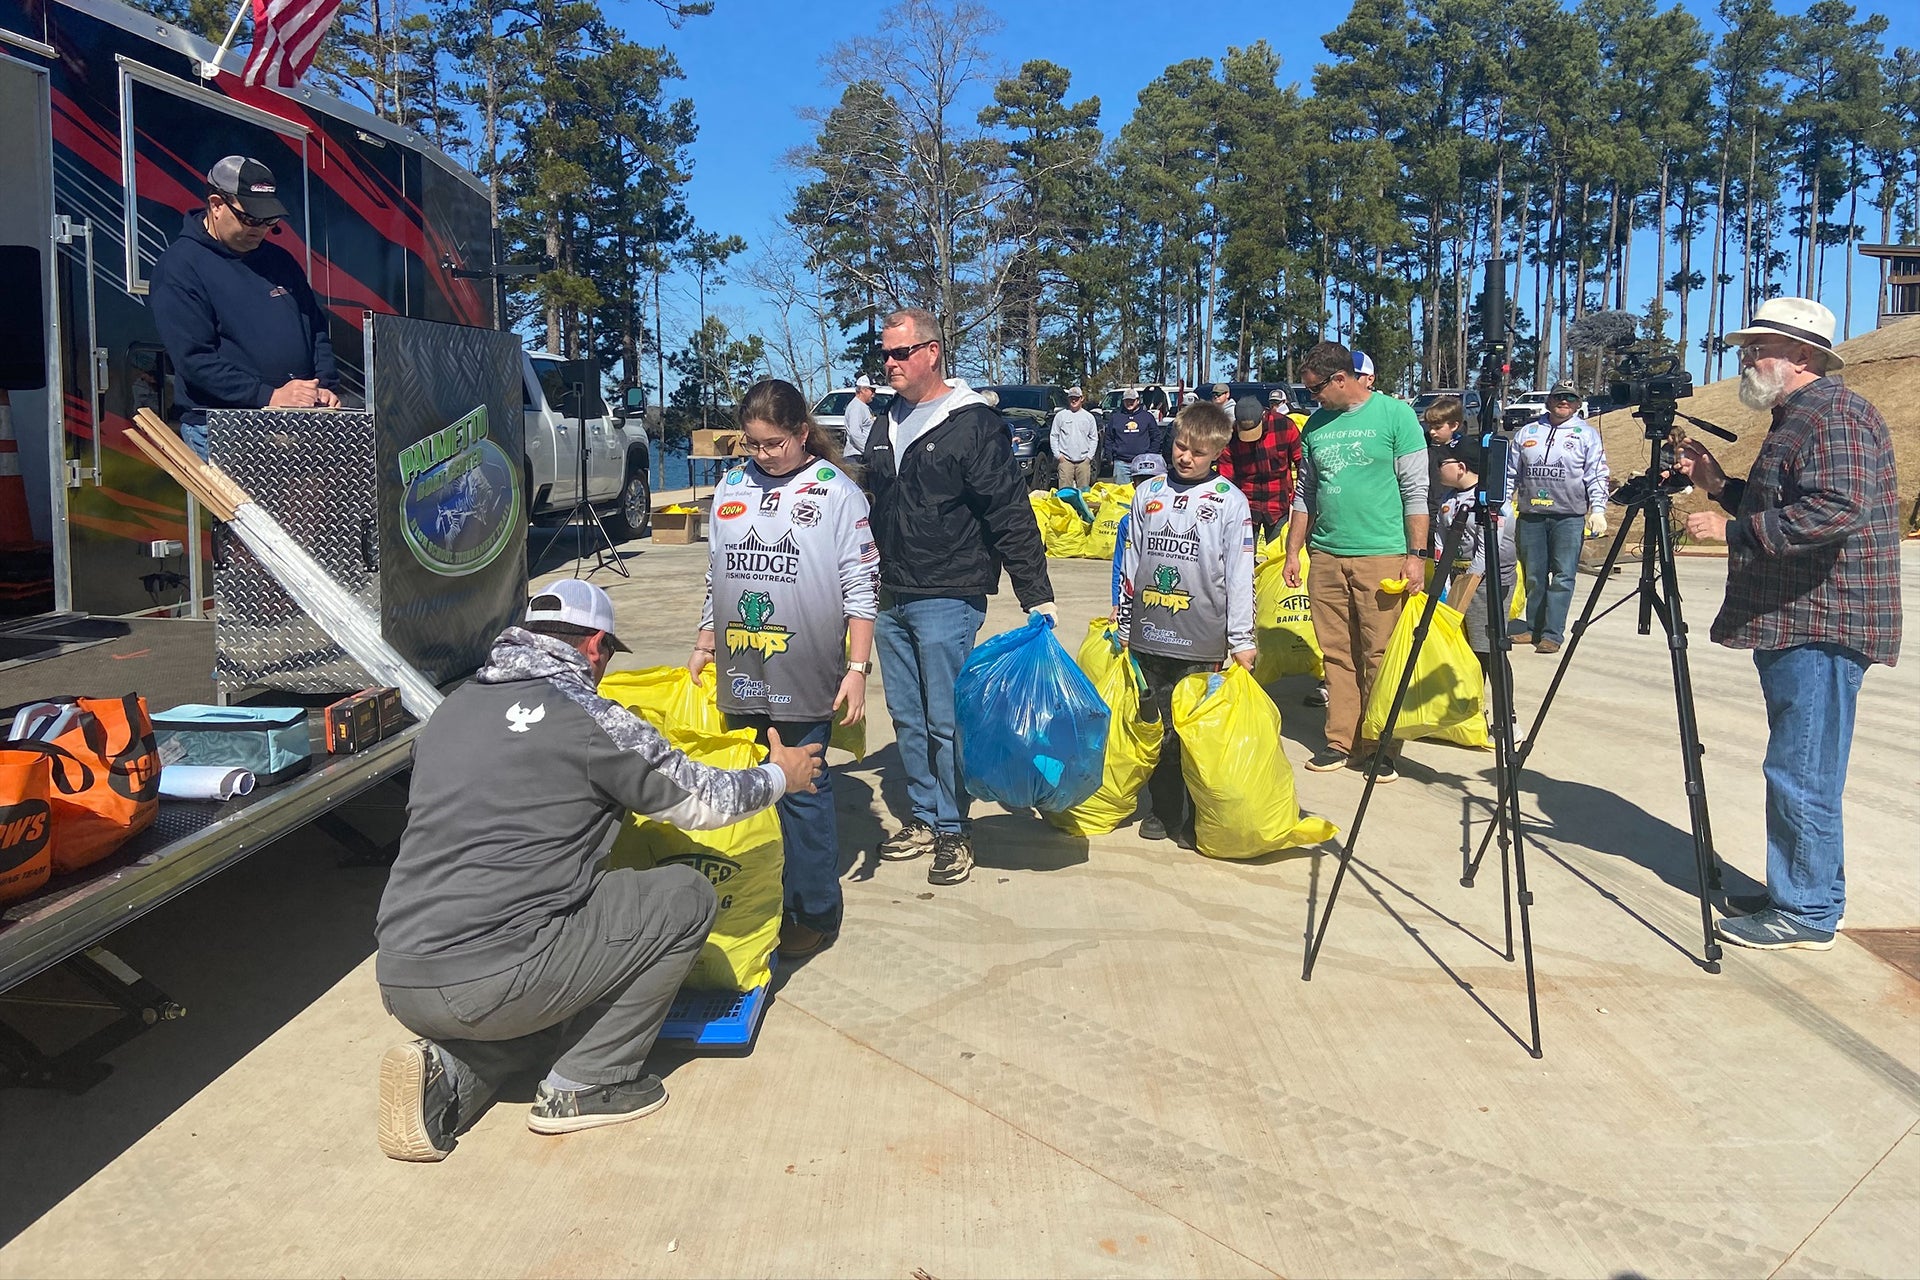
left=0, top=821, right=395, bottom=1247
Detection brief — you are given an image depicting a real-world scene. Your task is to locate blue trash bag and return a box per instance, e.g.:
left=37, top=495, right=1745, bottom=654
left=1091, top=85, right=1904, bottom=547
left=955, top=614, right=1111, bottom=812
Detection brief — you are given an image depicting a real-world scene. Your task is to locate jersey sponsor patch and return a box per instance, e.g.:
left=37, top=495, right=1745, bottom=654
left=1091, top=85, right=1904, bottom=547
left=1145, top=499, right=1164, bottom=515
left=1141, top=564, right=1193, bottom=613
left=716, top=500, right=747, bottom=519
left=791, top=499, right=823, bottom=529
left=1197, top=504, right=1218, bottom=522
left=724, top=529, right=802, bottom=584
left=725, top=589, right=792, bottom=658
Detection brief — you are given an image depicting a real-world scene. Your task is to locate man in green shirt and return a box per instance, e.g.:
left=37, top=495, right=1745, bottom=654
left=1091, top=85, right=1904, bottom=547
left=1283, top=341, right=1430, bottom=780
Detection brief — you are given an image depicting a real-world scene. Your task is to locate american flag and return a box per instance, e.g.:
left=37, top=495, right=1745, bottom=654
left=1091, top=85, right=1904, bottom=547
left=241, top=0, right=343, bottom=88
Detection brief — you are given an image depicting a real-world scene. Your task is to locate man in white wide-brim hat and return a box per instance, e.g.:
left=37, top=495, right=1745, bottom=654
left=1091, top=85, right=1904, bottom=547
left=1676, top=296, right=1902, bottom=954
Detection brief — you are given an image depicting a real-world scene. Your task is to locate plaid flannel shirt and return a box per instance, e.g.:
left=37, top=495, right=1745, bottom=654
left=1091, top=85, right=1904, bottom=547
left=1711, top=377, right=1902, bottom=666
left=1218, top=411, right=1302, bottom=526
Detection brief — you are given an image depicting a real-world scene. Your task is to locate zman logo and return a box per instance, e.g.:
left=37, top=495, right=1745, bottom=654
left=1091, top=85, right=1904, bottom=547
left=1141, top=564, right=1193, bottom=613
left=726, top=590, right=792, bottom=657
left=672, top=852, right=740, bottom=887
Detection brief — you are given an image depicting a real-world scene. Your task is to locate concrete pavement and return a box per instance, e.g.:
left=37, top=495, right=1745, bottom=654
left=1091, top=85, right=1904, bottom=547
left=1, top=537, right=1915, bottom=1277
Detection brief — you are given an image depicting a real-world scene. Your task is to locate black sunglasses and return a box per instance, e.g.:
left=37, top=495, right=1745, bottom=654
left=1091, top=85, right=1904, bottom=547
left=1302, top=372, right=1341, bottom=397
left=220, top=197, right=282, bottom=229
left=880, top=339, right=937, bottom=362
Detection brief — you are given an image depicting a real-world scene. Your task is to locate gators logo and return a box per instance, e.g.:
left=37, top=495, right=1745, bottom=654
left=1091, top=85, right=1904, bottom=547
left=717, top=500, right=747, bottom=519
left=1141, top=564, right=1192, bottom=614
left=726, top=590, right=792, bottom=657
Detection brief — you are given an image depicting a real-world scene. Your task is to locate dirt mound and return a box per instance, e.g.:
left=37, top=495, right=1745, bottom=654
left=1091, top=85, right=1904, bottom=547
left=1590, top=315, right=1920, bottom=534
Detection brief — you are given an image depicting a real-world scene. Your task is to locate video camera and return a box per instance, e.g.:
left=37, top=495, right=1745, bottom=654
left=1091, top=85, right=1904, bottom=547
left=1608, top=351, right=1693, bottom=436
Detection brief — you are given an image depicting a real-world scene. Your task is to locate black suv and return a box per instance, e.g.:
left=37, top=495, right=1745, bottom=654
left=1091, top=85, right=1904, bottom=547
left=979, top=384, right=1069, bottom=490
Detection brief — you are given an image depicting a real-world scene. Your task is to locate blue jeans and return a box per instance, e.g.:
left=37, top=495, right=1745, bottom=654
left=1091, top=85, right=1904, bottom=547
left=1753, top=643, right=1867, bottom=932
left=1514, top=513, right=1583, bottom=644
left=180, top=416, right=210, bottom=461
left=874, top=592, right=988, bottom=834
left=724, top=715, right=840, bottom=933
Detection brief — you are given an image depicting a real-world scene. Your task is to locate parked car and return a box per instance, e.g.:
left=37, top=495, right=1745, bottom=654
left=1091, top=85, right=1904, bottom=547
left=1411, top=388, right=1486, bottom=424
left=811, top=385, right=896, bottom=441
left=979, top=384, right=1068, bottom=490
left=521, top=352, right=653, bottom=541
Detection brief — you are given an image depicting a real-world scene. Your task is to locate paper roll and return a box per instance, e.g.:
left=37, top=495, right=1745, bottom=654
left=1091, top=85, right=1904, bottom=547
left=158, top=764, right=256, bottom=801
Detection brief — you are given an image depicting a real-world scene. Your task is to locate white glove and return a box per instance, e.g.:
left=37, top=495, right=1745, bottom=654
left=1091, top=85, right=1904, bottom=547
left=1586, top=510, right=1607, bottom=538
left=1029, top=602, right=1059, bottom=624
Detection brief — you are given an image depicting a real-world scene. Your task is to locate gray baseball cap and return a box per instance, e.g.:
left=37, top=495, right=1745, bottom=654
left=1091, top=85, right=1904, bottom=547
left=206, top=156, right=289, bottom=221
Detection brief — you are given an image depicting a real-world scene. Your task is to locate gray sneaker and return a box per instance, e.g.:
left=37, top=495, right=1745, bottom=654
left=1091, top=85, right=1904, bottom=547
left=880, top=820, right=936, bottom=861
left=378, top=1039, right=459, bottom=1162
left=1303, top=683, right=1330, bottom=707
left=1724, top=892, right=1843, bottom=931
left=528, top=1074, right=669, bottom=1135
left=1716, top=909, right=1835, bottom=952
left=928, top=832, right=974, bottom=885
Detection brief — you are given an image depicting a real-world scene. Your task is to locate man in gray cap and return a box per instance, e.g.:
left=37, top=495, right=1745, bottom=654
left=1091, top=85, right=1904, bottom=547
left=1210, top=381, right=1232, bottom=406
left=148, top=156, right=339, bottom=457
left=843, top=374, right=879, bottom=460
left=374, top=577, right=826, bottom=1159
left=1678, top=297, right=1900, bottom=954
left=1049, top=385, right=1099, bottom=490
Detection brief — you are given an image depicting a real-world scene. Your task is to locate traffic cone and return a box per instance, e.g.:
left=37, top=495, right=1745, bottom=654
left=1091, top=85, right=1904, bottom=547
left=0, top=389, right=38, bottom=550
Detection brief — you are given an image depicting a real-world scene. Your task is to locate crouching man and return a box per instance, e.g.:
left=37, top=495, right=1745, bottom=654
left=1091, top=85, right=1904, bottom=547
left=374, top=579, right=824, bottom=1160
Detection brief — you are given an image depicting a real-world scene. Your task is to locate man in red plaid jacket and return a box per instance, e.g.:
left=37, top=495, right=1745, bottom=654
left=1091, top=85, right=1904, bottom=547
left=1218, top=391, right=1303, bottom=544
left=1679, top=297, right=1900, bottom=956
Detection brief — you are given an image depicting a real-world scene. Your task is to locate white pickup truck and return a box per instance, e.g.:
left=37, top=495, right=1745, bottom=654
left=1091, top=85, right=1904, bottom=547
left=520, top=350, right=652, bottom=541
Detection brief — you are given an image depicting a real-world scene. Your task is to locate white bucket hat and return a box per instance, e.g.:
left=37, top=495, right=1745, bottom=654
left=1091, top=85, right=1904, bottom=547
left=1723, top=297, right=1843, bottom=371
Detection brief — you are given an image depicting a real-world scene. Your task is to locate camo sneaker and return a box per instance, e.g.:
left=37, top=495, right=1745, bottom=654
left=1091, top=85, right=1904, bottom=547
left=880, top=820, right=936, bottom=861
left=1716, top=909, right=1835, bottom=952
left=378, top=1039, right=459, bottom=1162
left=928, top=832, right=974, bottom=885
left=528, top=1074, right=669, bottom=1135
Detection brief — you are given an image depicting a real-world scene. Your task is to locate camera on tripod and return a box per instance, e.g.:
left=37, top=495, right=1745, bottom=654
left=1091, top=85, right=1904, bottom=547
left=1608, top=351, right=1693, bottom=436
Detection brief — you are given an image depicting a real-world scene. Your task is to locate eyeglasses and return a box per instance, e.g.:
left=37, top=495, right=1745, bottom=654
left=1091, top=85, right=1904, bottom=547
left=741, top=435, right=794, bottom=455
left=221, top=197, right=281, bottom=229
left=880, top=339, right=937, bottom=363
left=1301, top=372, right=1342, bottom=398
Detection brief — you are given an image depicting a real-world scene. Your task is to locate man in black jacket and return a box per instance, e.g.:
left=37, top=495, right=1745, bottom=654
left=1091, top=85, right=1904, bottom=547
left=147, top=156, right=339, bottom=457
left=863, top=307, right=1055, bottom=885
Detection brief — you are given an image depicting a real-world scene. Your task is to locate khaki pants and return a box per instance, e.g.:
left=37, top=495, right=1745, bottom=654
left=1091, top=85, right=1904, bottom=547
left=1307, top=553, right=1409, bottom=756
left=1056, top=457, right=1094, bottom=491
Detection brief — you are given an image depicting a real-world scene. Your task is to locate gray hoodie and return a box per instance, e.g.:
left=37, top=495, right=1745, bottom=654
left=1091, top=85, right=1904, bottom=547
left=375, top=628, right=783, bottom=988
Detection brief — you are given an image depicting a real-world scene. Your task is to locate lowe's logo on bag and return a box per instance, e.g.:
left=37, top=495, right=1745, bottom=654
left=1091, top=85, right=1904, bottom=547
left=398, top=405, right=521, bottom=577
left=671, top=853, right=740, bottom=888
left=0, top=800, right=50, bottom=872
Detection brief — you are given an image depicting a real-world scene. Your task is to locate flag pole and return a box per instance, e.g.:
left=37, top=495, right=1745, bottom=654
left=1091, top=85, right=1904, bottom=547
left=198, top=0, right=249, bottom=79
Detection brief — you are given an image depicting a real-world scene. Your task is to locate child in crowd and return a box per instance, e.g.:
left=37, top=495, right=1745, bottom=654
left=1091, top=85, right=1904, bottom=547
left=1422, top=398, right=1516, bottom=679
left=1109, top=452, right=1168, bottom=614
left=1115, top=402, right=1256, bottom=847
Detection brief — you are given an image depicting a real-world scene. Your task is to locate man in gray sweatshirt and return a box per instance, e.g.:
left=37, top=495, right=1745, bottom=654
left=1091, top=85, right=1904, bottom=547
left=375, top=578, right=824, bottom=1161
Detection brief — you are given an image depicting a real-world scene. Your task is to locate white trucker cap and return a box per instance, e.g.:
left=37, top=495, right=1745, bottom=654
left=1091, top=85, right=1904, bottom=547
left=527, top=578, right=629, bottom=651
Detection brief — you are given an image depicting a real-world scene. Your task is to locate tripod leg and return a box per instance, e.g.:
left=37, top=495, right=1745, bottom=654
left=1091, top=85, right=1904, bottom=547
left=1646, top=497, right=1725, bottom=974
left=1467, top=504, right=1643, bottom=885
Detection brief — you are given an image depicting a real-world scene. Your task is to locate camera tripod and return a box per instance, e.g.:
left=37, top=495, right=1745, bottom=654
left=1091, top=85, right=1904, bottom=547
left=1460, top=417, right=1725, bottom=975
left=536, top=361, right=631, bottom=580
left=1303, top=491, right=1547, bottom=1058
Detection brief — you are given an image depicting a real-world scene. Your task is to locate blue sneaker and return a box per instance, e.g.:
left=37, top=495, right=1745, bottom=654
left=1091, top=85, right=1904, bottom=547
left=1716, top=909, right=1835, bottom=952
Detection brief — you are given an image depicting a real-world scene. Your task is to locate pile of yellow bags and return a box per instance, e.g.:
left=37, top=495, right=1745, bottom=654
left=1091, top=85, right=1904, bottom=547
left=1359, top=585, right=1491, bottom=749
left=1173, top=665, right=1339, bottom=859
left=597, top=667, right=783, bottom=991
left=1045, top=619, right=1162, bottom=837
left=1030, top=484, right=1133, bottom=560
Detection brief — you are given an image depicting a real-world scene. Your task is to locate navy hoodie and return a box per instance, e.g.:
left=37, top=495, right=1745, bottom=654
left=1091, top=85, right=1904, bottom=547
left=147, top=212, right=337, bottom=422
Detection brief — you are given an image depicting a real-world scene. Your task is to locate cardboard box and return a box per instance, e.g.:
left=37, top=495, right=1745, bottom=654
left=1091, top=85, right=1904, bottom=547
left=651, top=508, right=704, bottom=545
left=690, top=428, right=744, bottom=459
left=324, top=689, right=382, bottom=754
left=373, top=687, right=408, bottom=738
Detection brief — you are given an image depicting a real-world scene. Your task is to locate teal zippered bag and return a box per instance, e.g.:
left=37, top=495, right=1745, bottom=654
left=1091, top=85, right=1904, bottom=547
left=149, top=705, right=311, bottom=786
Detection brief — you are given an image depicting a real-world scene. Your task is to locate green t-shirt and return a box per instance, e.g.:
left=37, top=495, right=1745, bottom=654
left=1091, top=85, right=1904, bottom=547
left=1299, top=392, right=1426, bottom=557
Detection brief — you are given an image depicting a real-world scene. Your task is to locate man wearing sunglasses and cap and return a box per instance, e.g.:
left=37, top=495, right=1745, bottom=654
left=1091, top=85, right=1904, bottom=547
left=374, top=578, right=826, bottom=1158
left=148, top=155, right=340, bottom=458
left=1676, top=297, right=1900, bottom=955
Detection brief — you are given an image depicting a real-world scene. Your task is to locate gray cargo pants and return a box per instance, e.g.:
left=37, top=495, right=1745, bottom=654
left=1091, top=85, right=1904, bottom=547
left=380, top=864, right=716, bottom=1119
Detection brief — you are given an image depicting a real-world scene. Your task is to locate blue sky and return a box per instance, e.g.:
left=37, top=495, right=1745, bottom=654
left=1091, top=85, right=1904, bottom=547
left=625, top=0, right=1920, bottom=385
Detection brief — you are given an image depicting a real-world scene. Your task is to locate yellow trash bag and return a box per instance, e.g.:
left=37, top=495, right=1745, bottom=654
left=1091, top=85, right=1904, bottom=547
left=598, top=666, right=724, bottom=741
left=1083, top=486, right=1133, bottom=560
left=1509, top=567, right=1528, bottom=622
left=1031, top=491, right=1090, bottom=558
left=1171, top=665, right=1339, bottom=859
left=1047, top=618, right=1162, bottom=837
left=1252, top=552, right=1324, bottom=681
left=607, top=726, right=783, bottom=991
left=1360, top=587, right=1490, bottom=748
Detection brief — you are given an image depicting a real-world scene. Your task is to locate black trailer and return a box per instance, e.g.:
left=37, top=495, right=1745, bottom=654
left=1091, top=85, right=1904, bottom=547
left=0, top=0, right=506, bottom=1088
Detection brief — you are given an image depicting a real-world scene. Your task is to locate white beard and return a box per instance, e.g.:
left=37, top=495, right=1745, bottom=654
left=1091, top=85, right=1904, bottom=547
left=1739, top=363, right=1790, bottom=410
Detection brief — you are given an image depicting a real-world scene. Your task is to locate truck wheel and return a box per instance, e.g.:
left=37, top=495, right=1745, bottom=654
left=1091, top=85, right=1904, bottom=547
left=605, top=458, right=651, bottom=542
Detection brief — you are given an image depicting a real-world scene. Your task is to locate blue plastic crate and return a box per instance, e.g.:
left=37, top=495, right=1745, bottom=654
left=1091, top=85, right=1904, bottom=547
left=659, top=974, right=773, bottom=1046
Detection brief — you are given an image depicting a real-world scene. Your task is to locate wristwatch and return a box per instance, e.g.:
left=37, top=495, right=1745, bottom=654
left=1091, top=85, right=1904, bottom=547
left=847, top=659, right=873, bottom=675
left=1412, top=549, right=1434, bottom=559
